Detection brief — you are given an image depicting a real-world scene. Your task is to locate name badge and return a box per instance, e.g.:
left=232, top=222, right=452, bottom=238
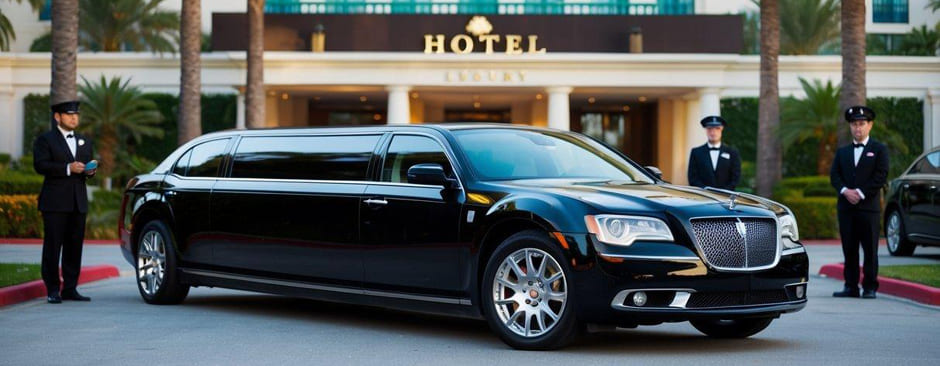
left=721, top=152, right=730, bottom=159
left=866, top=152, right=874, bottom=157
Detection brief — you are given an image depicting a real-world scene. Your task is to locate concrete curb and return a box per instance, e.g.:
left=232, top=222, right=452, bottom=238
left=819, top=263, right=940, bottom=305
left=803, top=239, right=887, bottom=246
left=0, top=265, right=121, bottom=307
left=0, top=238, right=119, bottom=245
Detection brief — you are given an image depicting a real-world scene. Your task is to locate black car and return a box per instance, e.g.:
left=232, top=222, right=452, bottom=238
left=884, top=146, right=940, bottom=256
left=119, top=124, right=807, bottom=350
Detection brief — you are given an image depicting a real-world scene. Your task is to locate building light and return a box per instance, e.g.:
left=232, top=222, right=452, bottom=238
left=588, top=97, right=596, bottom=104
left=360, top=96, right=368, bottom=102
left=638, top=96, right=647, bottom=102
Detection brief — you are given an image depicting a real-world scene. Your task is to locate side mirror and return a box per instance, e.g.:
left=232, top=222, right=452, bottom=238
left=644, top=166, right=663, bottom=180
left=407, top=163, right=458, bottom=188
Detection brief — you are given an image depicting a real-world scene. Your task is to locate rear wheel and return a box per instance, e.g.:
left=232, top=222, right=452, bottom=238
left=136, top=220, right=189, bottom=304
left=481, top=230, right=580, bottom=350
left=690, top=317, right=774, bottom=338
left=886, top=211, right=915, bottom=256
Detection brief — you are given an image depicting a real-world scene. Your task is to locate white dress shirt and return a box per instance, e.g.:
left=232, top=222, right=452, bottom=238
left=57, top=125, right=76, bottom=176
left=708, top=142, right=721, bottom=170
left=840, top=137, right=869, bottom=200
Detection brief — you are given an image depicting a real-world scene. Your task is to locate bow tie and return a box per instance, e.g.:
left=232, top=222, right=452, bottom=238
left=853, top=143, right=865, bottom=148
left=708, top=147, right=720, bottom=151
left=66, top=134, right=74, bottom=139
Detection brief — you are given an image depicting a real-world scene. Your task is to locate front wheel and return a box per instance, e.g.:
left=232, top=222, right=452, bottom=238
left=481, top=230, right=581, bottom=350
left=886, top=211, right=915, bottom=256
left=136, top=220, right=189, bottom=304
left=690, top=317, right=774, bottom=338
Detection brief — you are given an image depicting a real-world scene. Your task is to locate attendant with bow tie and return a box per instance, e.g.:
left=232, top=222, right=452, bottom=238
left=830, top=105, right=889, bottom=299
left=32, top=101, right=96, bottom=304
left=687, top=115, right=741, bottom=190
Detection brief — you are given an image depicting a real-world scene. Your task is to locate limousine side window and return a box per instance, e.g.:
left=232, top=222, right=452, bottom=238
left=382, top=135, right=453, bottom=183
left=172, top=138, right=230, bottom=177
left=231, top=135, right=381, bottom=181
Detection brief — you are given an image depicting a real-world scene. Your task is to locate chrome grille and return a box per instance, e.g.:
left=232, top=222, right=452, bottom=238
left=689, top=217, right=778, bottom=271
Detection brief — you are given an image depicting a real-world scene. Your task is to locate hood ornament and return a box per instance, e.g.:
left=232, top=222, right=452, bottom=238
left=726, top=193, right=738, bottom=210
left=735, top=218, right=747, bottom=238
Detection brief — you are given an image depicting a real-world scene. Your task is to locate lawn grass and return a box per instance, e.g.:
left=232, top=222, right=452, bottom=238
left=879, top=264, right=940, bottom=288
left=0, top=263, right=42, bottom=287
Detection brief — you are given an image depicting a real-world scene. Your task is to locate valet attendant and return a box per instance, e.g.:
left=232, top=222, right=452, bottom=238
left=33, top=101, right=96, bottom=303
left=687, top=116, right=742, bottom=190
left=831, top=106, right=889, bottom=299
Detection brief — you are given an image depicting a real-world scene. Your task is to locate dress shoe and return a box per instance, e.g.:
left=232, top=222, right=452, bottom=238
left=61, top=290, right=91, bottom=301
left=832, top=287, right=860, bottom=298
left=47, top=293, right=62, bottom=304
left=862, top=289, right=877, bottom=299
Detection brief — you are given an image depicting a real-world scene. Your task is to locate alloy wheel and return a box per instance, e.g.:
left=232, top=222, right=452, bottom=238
left=137, top=230, right=167, bottom=296
left=492, top=248, right=567, bottom=338
left=887, top=213, right=900, bottom=253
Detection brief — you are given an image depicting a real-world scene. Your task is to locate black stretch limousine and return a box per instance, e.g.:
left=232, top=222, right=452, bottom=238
left=119, top=124, right=807, bottom=350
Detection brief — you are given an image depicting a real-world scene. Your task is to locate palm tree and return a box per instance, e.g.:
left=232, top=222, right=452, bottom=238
left=779, top=0, right=840, bottom=55
left=178, top=0, right=201, bottom=145
left=780, top=78, right=842, bottom=175
left=741, top=10, right=760, bottom=54
left=51, top=0, right=79, bottom=130
left=839, top=0, right=867, bottom=148
left=929, top=0, right=940, bottom=12
left=898, top=25, right=940, bottom=56
left=78, top=76, right=164, bottom=189
left=756, top=0, right=781, bottom=197
left=78, top=0, right=178, bottom=52
left=245, top=0, right=265, bottom=128
left=0, top=0, right=43, bottom=51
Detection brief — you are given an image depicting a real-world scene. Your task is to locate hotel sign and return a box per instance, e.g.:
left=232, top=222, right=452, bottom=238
left=424, top=16, right=547, bottom=55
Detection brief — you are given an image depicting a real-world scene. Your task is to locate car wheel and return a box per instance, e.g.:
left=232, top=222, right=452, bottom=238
left=886, top=211, right=915, bottom=256
left=481, top=230, right=580, bottom=350
left=690, top=317, right=774, bottom=338
left=136, top=220, right=190, bottom=304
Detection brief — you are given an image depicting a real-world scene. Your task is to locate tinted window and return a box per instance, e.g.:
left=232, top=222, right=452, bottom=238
left=172, top=150, right=192, bottom=176
left=232, top=135, right=380, bottom=181
left=382, top=135, right=452, bottom=183
left=187, top=139, right=231, bottom=177
left=453, top=129, right=654, bottom=183
left=912, top=152, right=940, bottom=175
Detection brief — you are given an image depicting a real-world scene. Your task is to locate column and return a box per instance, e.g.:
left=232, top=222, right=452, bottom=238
left=236, top=89, right=246, bottom=129
left=684, top=92, right=703, bottom=153
left=926, top=89, right=940, bottom=150
left=699, top=88, right=721, bottom=117
left=546, top=86, right=572, bottom=131
left=0, top=88, right=19, bottom=157
left=386, top=85, right=412, bottom=124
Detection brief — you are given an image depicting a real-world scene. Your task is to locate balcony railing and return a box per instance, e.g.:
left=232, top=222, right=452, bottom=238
left=265, top=0, right=695, bottom=15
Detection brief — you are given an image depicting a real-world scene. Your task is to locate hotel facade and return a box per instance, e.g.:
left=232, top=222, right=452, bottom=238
left=1, top=0, right=938, bottom=184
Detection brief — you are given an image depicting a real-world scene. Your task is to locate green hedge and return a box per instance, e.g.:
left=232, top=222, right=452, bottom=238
left=774, top=176, right=839, bottom=239
left=0, top=195, right=42, bottom=237
left=0, top=170, right=44, bottom=195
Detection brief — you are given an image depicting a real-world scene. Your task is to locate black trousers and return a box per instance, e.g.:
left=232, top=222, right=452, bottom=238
left=837, top=208, right=880, bottom=291
left=41, top=211, right=87, bottom=294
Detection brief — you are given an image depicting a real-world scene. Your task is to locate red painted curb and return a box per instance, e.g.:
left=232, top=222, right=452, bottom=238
left=819, top=263, right=940, bottom=305
left=0, top=265, right=121, bottom=307
left=0, top=238, right=119, bottom=245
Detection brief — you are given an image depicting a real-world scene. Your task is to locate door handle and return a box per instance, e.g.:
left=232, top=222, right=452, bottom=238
left=364, top=198, right=388, bottom=206
left=903, top=184, right=910, bottom=189
left=164, top=190, right=177, bottom=197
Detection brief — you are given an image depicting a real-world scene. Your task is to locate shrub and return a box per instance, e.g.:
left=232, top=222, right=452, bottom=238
left=0, top=153, right=10, bottom=167
left=0, top=170, right=44, bottom=195
left=772, top=176, right=833, bottom=200
left=781, top=196, right=838, bottom=239
left=86, top=189, right=122, bottom=240
left=0, top=195, right=42, bottom=238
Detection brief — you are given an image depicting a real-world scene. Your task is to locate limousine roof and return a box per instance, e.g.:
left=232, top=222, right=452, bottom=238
left=204, top=123, right=555, bottom=137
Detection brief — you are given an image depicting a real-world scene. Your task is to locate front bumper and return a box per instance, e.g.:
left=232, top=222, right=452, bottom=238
left=560, top=234, right=809, bottom=324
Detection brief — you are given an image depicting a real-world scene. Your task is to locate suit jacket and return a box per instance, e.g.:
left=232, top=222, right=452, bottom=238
left=33, top=129, right=94, bottom=213
left=688, top=144, right=741, bottom=190
left=830, top=138, right=889, bottom=213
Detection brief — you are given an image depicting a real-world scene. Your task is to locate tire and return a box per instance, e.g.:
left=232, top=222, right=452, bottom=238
left=481, top=230, right=581, bottom=350
left=886, top=210, right=915, bottom=256
left=135, top=220, right=190, bottom=304
left=690, top=317, right=774, bottom=338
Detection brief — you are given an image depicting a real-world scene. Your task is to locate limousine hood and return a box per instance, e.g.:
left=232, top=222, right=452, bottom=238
left=486, top=179, right=788, bottom=216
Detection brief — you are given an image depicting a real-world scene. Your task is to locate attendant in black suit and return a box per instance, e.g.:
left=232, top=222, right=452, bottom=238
left=831, top=106, right=889, bottom=299
left=687, top=115, right=742, bottom=190
left=33, top=101, right=96, bottom=304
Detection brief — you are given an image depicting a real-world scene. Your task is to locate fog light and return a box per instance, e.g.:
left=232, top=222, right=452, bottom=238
left=795, top=285, right=805, bottom=299
left=632, top=291, right=647, bottom=306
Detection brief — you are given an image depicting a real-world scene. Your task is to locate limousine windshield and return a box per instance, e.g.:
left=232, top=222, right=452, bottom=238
left=453, top=129, right=655, bottom=183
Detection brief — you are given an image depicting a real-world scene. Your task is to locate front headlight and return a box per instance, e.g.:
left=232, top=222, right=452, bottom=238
left=779, top=213, right=799, bottom=242
left=585, top=215, right=674, bottom=247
